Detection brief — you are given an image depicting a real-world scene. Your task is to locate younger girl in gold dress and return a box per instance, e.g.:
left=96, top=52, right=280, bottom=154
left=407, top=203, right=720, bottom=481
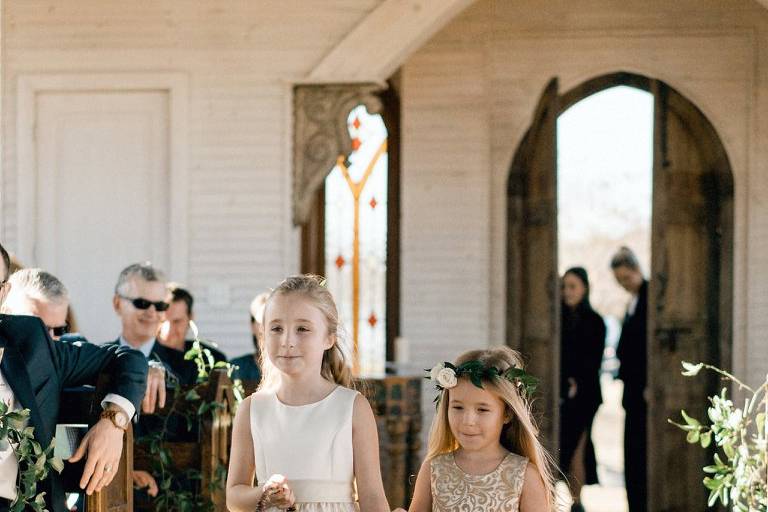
left=407, top=347, right=555, bottom=512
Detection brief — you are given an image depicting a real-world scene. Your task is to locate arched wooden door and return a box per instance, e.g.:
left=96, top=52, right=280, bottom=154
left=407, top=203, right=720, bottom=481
left=507, top=73, right=733, bottom=511
left=648, top=80, right=733, bottom=511
left=506, top=78, right=560, bottom=453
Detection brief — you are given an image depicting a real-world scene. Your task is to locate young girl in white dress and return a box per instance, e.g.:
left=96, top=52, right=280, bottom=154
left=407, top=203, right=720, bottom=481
left=406, top=347, right=555, bottom=512
left=226, top=275, right=391, bottom=512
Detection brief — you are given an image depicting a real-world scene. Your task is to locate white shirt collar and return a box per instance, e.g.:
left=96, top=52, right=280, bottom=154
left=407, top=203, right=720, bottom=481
left=119, top=335, right=155, bottom=359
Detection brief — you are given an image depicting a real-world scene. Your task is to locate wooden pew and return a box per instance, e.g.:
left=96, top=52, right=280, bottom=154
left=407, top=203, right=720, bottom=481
left=133, top=369, right=236, bottom=512
left=59, top=380, right=133, bottom=512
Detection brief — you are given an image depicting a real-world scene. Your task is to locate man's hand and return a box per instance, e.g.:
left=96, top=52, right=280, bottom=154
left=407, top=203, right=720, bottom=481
left=141, top=363, right=167, bottom=414
left=133, top=470, right=159, bottom=497
left=69, top=418, right=124, bottom=495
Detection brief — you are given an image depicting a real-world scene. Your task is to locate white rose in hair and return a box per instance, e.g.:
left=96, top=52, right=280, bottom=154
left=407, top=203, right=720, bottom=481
left=436, top=367, right=458, bottom=389
left=429, top=363, right=445, bottom=382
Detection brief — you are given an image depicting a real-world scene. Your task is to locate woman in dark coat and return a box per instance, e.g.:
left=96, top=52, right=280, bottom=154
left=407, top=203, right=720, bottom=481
left=560, top=267, right=606, bottom=512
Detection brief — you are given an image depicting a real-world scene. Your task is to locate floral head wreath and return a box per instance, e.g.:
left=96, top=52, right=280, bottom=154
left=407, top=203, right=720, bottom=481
left=426, top=360, right=539, bottom=402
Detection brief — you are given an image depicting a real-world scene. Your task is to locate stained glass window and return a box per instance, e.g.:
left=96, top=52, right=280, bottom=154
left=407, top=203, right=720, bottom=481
left=324, top=105, right=388, bottom=377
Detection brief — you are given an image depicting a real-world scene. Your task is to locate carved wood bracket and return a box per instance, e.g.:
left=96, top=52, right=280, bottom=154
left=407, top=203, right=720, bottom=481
left=293, top=83, right=384, bottom=226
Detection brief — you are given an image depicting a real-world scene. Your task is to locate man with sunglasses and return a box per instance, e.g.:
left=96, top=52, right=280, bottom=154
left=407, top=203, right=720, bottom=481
left=107, top=262, right=197, bottom=386
left=105, top=262, right=199, bottom=501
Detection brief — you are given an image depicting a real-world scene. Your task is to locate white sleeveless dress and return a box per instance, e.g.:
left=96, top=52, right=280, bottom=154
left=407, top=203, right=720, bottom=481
left=250, top=386, right=360, bottom=512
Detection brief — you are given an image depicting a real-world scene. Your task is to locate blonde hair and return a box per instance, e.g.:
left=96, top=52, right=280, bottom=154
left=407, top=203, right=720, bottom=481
left=258, top=275, right=353, bottom=391
left=426, top=347, right=555, bottom=506
left=249, top=292, right=269, bottom=325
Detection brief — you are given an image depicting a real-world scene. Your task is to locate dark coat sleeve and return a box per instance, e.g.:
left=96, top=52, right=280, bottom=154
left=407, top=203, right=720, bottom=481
left=577, top=313, right=606, bottom=384
left=54, top=339, right=148, bottom=413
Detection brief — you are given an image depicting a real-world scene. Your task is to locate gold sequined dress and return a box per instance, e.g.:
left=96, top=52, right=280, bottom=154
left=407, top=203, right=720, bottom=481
left=430, top=451, right=528, bottom=512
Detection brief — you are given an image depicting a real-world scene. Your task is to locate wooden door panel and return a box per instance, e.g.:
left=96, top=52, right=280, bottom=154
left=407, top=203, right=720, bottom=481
left=649, top=81, right=730, bottom=512
left=507, top=78, right=559, bottom=452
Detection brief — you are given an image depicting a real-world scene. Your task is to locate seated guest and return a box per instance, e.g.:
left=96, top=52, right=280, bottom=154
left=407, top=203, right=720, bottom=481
left=230, top=292, right=267, bottom=385
left=157, top=284, right=227, bottom=363
left=3, top=267, right=165, bottom=415
left=105, top=262, right=201, bottom=502
left=0, top=242, right=148, bottom=512
left=3, top=257, right=80, bottom=335
left=2, top=266, right=170, bottom=509
left=1, top=268, right=70, bottom=340
left=105, top=263, right=196, bottom=386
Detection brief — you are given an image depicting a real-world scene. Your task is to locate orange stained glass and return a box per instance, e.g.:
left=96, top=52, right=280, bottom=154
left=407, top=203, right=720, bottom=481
left=324, top=105, right=388, bottom=377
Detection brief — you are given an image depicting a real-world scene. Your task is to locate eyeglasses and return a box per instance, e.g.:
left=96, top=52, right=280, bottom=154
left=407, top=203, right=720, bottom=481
left=50, top=324, right=70, bottom=337
left=118, top=295, right=170, bottom=312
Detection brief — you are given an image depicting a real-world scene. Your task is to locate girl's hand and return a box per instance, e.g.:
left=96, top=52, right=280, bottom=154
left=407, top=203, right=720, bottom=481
left=263, top=474, right=296, bottom=510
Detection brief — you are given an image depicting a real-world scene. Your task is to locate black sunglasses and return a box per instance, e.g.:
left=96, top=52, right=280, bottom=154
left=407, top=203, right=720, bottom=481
left=50, top=324, right=70, bottom=337
left=118, top=295, right=170, bottom=312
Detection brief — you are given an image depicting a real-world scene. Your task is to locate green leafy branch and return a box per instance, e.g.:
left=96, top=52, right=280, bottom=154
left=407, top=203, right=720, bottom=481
left=668, top=361, right=767, bottom=511
left=141, top=336, right=241, bottom=512
left=0, top=401, right=64, bottom=512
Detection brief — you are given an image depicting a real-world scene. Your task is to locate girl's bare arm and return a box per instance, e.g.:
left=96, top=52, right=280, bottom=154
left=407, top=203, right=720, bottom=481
left=225, top=396, right=264, bottom=511
left=352, top=394, right=391, bottom=512
left=407, top=460, right=432, bottom=512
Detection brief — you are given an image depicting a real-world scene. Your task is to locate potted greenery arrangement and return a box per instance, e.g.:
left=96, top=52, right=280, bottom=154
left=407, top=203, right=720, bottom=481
left=669, top=361, right=767, bottom=511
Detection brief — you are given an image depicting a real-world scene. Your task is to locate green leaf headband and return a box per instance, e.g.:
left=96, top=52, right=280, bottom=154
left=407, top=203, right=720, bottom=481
left=426, top=360, right=539, bottom=401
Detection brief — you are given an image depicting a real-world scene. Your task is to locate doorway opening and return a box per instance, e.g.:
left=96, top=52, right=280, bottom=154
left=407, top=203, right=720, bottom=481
left=507, top=71, right=734, bottom=512
left=557, top=85, right=653, bottom=511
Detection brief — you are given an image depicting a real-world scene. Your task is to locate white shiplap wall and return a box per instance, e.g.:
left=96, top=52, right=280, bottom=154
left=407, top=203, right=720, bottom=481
left=1, top=0, right=382, bottom=356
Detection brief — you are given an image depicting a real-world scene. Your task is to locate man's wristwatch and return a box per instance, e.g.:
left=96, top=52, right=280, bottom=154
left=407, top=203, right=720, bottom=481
left=100, top=408, right=129, bottom=431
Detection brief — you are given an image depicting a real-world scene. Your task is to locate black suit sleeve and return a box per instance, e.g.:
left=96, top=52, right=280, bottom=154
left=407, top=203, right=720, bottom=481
left=584, top=315, right=606, bottom=379
left=54, top=339, right=148, bottom=413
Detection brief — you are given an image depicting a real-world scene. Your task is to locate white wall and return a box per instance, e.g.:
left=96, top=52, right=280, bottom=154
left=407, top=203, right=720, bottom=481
left=1, top=0, right=382, bottom=355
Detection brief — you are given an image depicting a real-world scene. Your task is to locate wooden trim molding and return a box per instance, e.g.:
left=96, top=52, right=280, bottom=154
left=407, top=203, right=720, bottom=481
left=292, top=83, right=384, bottom=226
left=306, top=0, right=476, bottom=83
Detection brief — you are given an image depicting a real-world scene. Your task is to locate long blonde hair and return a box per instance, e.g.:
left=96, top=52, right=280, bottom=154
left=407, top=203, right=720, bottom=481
left=426, top=347, right=555, bottom=506
left=257, top=274, right=353, bottom=391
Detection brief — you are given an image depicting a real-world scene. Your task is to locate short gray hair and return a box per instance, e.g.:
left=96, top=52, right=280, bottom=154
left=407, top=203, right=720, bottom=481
left=7, top=268, right=68, bottom=304
left=610, top=246, right=641, bottom=271
left=115, top=262, right=166, bottom=295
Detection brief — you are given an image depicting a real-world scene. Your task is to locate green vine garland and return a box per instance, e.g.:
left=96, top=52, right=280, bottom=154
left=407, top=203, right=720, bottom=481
left=140, top=337, right=242, bottom=512
left=0, top=402, right=64, bottom=512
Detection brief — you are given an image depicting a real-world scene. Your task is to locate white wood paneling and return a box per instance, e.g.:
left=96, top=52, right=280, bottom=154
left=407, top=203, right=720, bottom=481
left=35, top=90, right=170, bottom=342
left=2, top=0, right=383, bottom=355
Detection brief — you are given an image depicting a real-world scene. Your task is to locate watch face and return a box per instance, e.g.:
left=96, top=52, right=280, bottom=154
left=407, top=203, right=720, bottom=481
left=115, top=411, right=128, bottom=427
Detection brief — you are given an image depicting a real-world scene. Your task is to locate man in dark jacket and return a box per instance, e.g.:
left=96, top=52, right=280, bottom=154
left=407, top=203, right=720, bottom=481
left=105, top=262, right=200, bottom=500
left=611, top=247, right=648, bottom=512
left=0, top=243, right=147, bottom=512
left=157, top=284, right=227, bottom=364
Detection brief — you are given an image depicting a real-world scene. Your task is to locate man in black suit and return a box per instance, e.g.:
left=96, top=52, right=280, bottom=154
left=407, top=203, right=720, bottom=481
left=105, top=262, right=199, bottom=498
left=157, top=284, right=227, bottom=364
left=611, top=246, right=648, bottom=512
left=0, top=243, right=148, bottom=512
